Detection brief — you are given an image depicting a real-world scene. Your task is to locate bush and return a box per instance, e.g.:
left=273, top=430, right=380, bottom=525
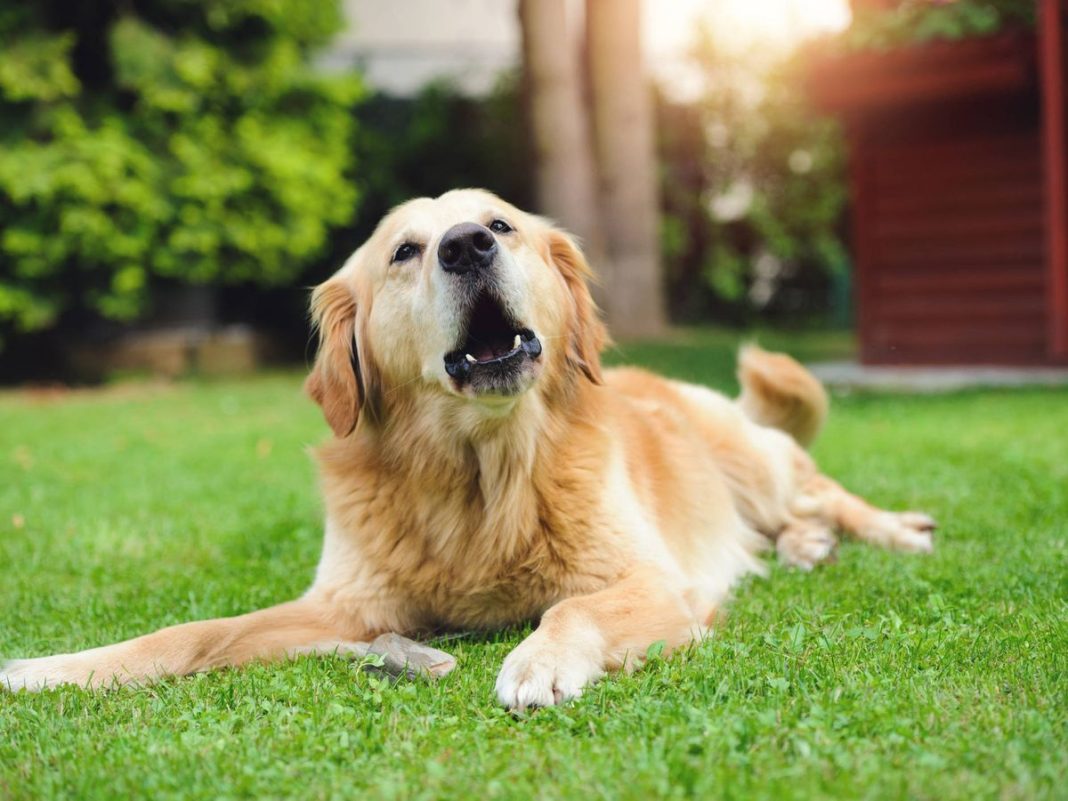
left=839, top=0, right=1035, bottom=52
left=0, top=0, right=363, bottom=350
left=658, top=34, right=847, bottom=325
left=346, top=76, right=534, bottom=249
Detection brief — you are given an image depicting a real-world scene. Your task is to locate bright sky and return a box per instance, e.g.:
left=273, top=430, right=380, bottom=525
left=644, top=0, right=852, bottom=100
left=645, top=0, right=852, bottom=56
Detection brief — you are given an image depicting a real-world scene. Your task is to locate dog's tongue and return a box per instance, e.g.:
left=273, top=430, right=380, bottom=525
left=471, top=333, right=516, bottom=362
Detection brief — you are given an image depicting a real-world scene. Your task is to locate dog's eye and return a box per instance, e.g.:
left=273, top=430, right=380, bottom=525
left=391, top=242, right=421, bottom=264
left=488, top=219, right=513, bottom=234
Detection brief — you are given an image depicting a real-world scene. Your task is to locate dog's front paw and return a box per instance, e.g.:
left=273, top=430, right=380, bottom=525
left=0, top=655, right=83, bottom=692
left=495, top=632, right=604, bottom=710
left=867, top=511, right=936, bottom=553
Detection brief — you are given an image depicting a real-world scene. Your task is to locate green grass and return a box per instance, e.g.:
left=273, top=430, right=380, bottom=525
left=2, top=329, right=1066, bottom=800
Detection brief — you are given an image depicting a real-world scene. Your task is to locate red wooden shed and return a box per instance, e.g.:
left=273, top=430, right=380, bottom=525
left=809, top=0, right=1068, bottom=365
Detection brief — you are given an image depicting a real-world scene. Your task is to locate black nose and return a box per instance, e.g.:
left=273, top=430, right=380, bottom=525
left=438, top=222, right=497, bottom=274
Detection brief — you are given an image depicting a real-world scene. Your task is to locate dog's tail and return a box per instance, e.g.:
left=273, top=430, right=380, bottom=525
left=736, top=344, right=828, bottom=448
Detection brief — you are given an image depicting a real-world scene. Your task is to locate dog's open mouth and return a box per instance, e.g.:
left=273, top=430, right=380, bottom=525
left=444, top=290, right=542, bottom=393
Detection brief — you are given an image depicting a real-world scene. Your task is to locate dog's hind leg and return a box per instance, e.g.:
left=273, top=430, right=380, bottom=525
left=0, top=599, right=369, bottom=691
left=793, top=472, right=936, bottom=554
left=775, top=517, right=838, bottom=570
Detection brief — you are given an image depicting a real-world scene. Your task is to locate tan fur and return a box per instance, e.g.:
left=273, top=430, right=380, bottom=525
left=1, top=190, right=935, bottom=704
left=737, top=344, right=829, bottom=447
left=306, top=280, right=362, bottom=437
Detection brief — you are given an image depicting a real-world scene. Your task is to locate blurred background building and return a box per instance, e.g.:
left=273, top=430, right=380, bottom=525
left=812, top=0, right=1067, bottom=365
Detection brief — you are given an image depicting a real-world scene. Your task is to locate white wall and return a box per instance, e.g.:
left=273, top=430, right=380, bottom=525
left=321, top=0, right=521, bottom=96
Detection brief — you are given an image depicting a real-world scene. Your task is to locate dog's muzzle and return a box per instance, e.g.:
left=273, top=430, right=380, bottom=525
left=443, top=289, right=542, bottom=395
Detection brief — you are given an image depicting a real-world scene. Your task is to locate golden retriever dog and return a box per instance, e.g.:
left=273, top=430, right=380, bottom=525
left=1, top=189, right=935, bottom=706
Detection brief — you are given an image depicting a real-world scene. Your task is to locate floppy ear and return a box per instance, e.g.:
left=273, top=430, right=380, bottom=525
left=548, top=230, right=608, bottom=384
left=305, top=278, right=363, bottom=437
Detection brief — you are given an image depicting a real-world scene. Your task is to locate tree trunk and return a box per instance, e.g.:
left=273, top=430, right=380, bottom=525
left=586, top=0, right=666, bottom=337
left=518, top=0, right=605, bottom=267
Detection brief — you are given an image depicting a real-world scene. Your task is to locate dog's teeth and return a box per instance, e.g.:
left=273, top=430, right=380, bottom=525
left=465, top=354, right=476, bottom=363
left=513, top=335, right=521, bottom=350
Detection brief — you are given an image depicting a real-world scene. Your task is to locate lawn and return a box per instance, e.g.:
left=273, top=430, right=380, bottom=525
left=2, top=329, right=1066, bottom=800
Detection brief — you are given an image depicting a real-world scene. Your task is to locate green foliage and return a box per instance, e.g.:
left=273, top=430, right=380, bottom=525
left=0, top=32, right=79, bottom=102
left=349, top=75, right=534, bottom=244
left=659, top=35, right=847, bottom=323
left=0, top=0, right=362, bottom=348
left=840, top=0, right=1035, bottom=52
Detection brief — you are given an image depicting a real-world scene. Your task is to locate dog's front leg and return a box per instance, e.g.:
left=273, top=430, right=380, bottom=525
left=495, top=566, right=699, bottom=709
left=1, top=599, right=368, bottom=691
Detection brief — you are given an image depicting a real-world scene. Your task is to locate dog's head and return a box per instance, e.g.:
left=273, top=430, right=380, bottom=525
left=306, top=189, right=607, bottom=437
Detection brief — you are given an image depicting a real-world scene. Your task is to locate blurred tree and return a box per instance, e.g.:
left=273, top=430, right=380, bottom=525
left=518, top=0, right=604, bottom=274
left=586, top=0, right=666, bottom=337
left=0, top=0, right=362, bottom=350
left=519, top=0, right=664, bottom=338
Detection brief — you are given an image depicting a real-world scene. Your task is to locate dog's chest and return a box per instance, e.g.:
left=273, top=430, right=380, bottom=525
left=320, top=441, right=626, bottom=630
left=415, top=534, right=616, bottom=629
left=367, top=508, right=621, bottom=630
